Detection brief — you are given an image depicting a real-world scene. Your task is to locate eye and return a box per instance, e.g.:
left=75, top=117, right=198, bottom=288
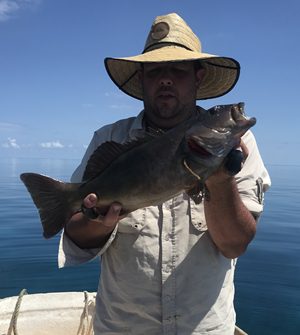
left=144, top=66, right=161, bottom=78
left=172, top=67, right=188, bottom=76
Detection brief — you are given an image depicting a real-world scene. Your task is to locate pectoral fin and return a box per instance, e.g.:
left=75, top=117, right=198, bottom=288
left=186, top=182, right=205, bottom=204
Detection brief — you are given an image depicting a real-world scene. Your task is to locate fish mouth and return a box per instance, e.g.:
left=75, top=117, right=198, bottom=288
left=187, top=138, right=213, bottom=158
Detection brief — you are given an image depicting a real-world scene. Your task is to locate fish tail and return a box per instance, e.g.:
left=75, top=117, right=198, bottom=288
left=20, top=173, right=80, bottom=238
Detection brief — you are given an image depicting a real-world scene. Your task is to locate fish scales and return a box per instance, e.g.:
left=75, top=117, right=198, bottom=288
left=20, top=103, right=256, bottom=238
left=79, top=122, right=194, bottom=211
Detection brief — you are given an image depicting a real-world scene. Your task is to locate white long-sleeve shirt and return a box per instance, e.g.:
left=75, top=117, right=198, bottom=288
left=58, top=109, right=271, bottom=334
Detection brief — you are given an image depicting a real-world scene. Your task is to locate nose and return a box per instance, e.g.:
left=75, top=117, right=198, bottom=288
left=160, top=78, right=173, bottom=86
left=160, top=77, right=173, bottom=86
left=159, top=69, right=173, bottom=86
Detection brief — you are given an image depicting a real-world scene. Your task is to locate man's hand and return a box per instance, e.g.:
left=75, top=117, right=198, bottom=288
left=82, top=193, right=123, bottom=228
left=65, top=194, right=124, bottom=249
left=224, top=139, right=249, bottom=175
left=206, top=139, right=248, bottom=186
left=204, top=140, right=256, bottom=258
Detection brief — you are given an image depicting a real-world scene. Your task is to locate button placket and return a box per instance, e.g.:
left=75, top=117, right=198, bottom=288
left=161, top=200, right=177, bottom=334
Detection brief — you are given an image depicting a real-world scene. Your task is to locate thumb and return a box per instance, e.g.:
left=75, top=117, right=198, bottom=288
left=83, top=193, right=98, bottom=208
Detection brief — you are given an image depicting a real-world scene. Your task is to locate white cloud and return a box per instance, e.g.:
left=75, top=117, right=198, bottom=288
left=0, top=0, right=41, bottom=22
left=2, top=137, right=20, bottom=149
left=0, top=122, right=22, bottom=131
left=0, top=1, right=19, bottom=21
left=39, top=140, right=64, bottom=149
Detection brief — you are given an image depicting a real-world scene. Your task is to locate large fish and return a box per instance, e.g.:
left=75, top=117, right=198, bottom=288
left=20, top=103, right=256, bottom=238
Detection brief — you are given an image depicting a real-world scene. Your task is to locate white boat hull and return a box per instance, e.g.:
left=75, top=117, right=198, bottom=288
left=0, top=291, right=96, bottom=335
left=0, top=290, right=248, bottom=334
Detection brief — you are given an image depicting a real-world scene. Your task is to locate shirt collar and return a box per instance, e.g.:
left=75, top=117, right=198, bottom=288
left=128, top=106, right=206, bottom=139
left=128, top=110, right=146, bottom=139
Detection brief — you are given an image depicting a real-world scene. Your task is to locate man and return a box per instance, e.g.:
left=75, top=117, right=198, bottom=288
left=59, top=13, right=271, bottom=334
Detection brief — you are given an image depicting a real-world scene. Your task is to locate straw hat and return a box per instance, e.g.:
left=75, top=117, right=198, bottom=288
left=104, top=13, right=240, bottom=100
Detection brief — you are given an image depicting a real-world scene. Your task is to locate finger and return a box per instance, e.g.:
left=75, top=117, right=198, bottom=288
left=102, top=203, right=122, bottom=227
left=224, top=149, right=244, bottom=176
left=83, top=193, right=98, bottom=208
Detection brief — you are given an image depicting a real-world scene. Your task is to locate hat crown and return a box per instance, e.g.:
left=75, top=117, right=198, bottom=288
left=105, top=12, right=240, bottom=101
left=144, top=13, right=202, bottom=53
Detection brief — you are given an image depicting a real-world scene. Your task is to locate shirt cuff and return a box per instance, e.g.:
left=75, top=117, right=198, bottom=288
left=240, top=196, right=264, bottom=218
left=58, top=224, right=119, bottom=268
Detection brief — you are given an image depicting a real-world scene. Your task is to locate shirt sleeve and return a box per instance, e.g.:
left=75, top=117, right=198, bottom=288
left=236, top=131, right=271, bottom=217
left=58, top=224, right=119, bottom=268
left=58, top=127, right=116, bottom=268
left=57, top=116, right=141, bottom=268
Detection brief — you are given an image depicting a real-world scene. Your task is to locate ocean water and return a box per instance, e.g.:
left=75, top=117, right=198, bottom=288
left=0, top=157, right=299, bottom=334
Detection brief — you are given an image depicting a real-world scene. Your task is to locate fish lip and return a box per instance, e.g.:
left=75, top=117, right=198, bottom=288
left=187, top=138, right=213, bottom=158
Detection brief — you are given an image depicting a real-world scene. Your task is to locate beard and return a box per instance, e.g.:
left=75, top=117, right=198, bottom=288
left=144, top=87, right=181, bottom=120
left=143, top=97, right=197, bottom=129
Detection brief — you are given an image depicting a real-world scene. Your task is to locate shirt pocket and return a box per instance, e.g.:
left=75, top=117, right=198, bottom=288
left=189, top=201, right=208, bottom=232
left=108, top=208, right=151, bottom=270
left=117, top=208, right=147, bottom=234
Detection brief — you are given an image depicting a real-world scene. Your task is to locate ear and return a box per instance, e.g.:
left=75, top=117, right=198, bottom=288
left=195, top=68, right=205, bottom=88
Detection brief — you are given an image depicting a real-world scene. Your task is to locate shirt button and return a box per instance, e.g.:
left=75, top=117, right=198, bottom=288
left=164, top=234, right=169, bottom=241
left=164, top=295, right=171, bottom=301
left=195, top=222, right=203, bottom=228
left=163, top=266, right=171, bottom=273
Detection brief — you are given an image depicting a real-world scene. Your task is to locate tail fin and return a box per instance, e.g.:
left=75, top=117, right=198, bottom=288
left=20, top=173, right=79, bottom=238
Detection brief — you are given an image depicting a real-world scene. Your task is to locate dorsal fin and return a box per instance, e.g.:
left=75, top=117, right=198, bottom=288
left=82, top=136, right=153, bottom=181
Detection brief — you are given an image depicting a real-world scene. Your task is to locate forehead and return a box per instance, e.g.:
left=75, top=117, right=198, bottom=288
left=142, top=61, right=195, bottom=70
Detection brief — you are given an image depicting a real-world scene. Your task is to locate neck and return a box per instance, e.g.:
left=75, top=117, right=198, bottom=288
left=143, top=106, right=202, bottom=132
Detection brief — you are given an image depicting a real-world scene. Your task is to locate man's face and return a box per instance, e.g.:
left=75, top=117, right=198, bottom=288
left=141, top=61, right=204, bottom=129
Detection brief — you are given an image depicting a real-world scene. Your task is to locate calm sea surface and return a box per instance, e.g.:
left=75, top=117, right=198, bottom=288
left=0, top=157, right=299, bottom=334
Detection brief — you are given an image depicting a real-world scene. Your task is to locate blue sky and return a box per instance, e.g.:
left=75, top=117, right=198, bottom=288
left=0, top=0, right=299, bottom=165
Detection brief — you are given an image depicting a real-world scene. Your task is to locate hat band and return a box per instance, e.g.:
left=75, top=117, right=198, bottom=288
left=143, top=42, right=194, bottom=53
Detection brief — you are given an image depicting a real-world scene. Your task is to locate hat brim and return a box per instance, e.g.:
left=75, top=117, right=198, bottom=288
left=105, top=45, right=240, bottom=100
